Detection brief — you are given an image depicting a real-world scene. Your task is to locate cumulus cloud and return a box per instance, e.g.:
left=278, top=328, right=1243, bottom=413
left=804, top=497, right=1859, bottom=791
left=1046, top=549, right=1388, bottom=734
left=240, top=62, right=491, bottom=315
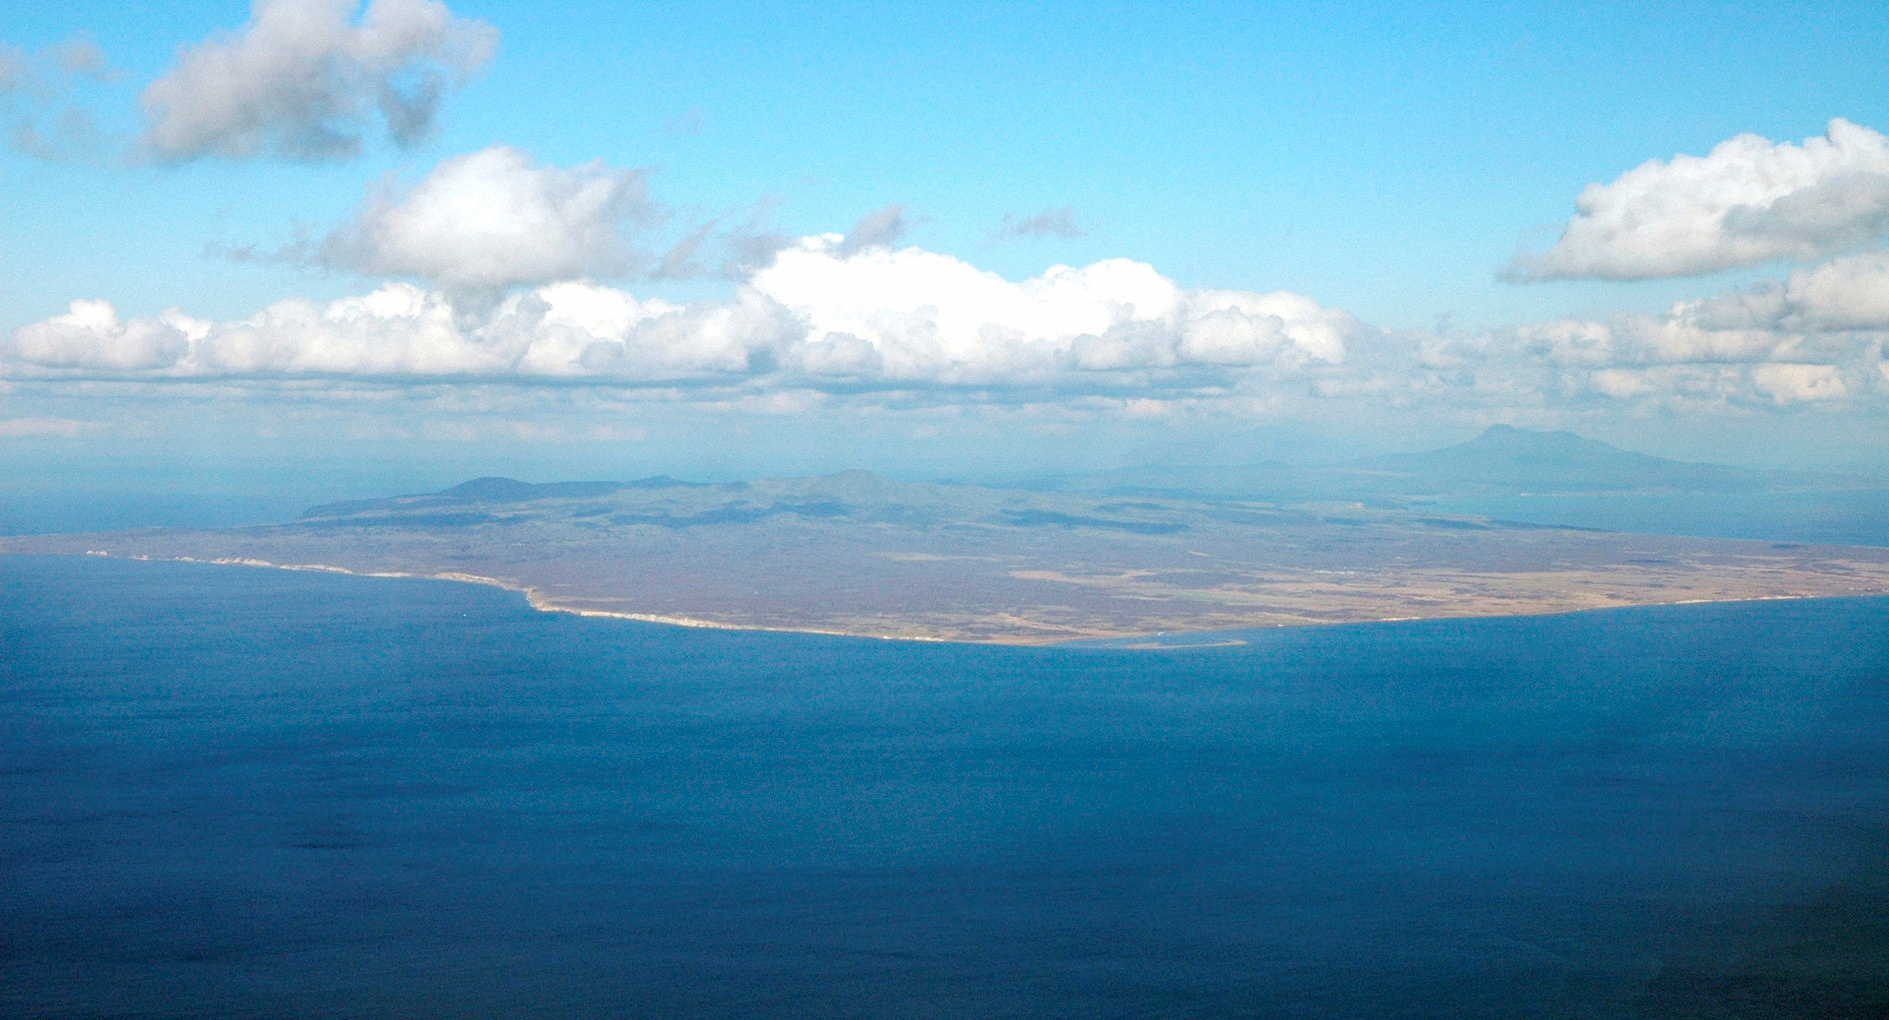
left=1663, top=250, right=1889, bottom=339
left=10, top=238, right=1881, bottom=414
left=1508, top=119, right=1889, bottom=281
left=753, top=237, right=1354, bottom=383
left=998, top=206, right=1084, bottom=240
left=140, top=0, right=497, bottom=162
left=3, top=239, right=1360, bottom=392
left=6, top=299, right=199, bottom=371
left=1427, top=254, right=1889, bottom=408
left=317, top=146, right=659, bottom=291
left=1773, top=251, right=1889, bottom=331
left=302, top=146, right=802, bottom=287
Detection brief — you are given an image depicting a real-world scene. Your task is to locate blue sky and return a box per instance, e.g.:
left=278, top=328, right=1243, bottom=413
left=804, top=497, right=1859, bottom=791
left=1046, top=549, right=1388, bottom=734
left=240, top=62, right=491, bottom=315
left=3, top=0, right=1888, bottom=502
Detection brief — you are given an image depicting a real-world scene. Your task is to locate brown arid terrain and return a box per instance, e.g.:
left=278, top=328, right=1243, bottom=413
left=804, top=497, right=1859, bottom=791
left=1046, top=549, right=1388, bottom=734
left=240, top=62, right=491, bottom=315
left=6, top=470, right=1889, bottom=644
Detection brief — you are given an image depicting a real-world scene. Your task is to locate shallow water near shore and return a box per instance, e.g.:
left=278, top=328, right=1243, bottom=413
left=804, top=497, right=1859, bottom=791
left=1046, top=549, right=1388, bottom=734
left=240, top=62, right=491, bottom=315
left=4, top=554, right=1888, bottom=1017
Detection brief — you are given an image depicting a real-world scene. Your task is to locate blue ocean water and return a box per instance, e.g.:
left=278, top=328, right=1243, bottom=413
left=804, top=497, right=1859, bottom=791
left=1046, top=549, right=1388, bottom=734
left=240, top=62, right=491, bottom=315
left=3, top=555, right=1888, bottom=1018
left=1426, top=489, right=1889, bottom=547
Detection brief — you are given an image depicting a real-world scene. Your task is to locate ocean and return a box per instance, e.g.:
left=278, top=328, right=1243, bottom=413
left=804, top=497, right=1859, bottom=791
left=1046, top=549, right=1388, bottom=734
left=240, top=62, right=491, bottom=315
left=1428, top=489, right=1889, bottom=548
left=4, top=554, right=1888, bottom=1017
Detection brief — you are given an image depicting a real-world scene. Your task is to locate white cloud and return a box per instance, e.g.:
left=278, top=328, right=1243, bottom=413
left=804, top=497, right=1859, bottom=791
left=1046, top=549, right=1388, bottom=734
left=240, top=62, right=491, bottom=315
left=3, top=240, right=1358, bottom=392
left=1779, top=251, right=1889, bottom=331
left=1428, top=257, right=1889, bottom=409
left=8, top=240, right=1881, bottom=416
left=140, top=0, right=497, bottom=161
left=750, top=237, right=1355, bottom=382
left=6, top=300, right=197, bottom=371
left=279, top=145, right=795, bottom=286
left=1674, top=250, right=1889, bottom=338
left=318, top=146, right=658, bottom=290
left=1508, top=119, right=1889, bottom=280
left=1750, top=363, right=1847, bottom=403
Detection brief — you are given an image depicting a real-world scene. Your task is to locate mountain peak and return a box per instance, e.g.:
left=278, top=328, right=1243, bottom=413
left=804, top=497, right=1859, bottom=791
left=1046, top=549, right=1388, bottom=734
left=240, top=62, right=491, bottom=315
left=1369, top=427, right=1758, bottom=493
left=1461, top=425, right=1624, bottom=460
left=1471, top=424, right=1592, bottom=445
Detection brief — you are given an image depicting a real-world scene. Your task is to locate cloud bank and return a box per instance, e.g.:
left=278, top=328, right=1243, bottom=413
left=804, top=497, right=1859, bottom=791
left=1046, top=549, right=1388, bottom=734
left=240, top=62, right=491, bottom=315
left=9, top=237, right=1885, bottom=416
left=1433, top=250, right=1889, bottom=408
left=140, top=0, right=497, bottom=161
left=3, top=239, right=1361, bottom=394
left=1508, top=119, right=1889, bottom=281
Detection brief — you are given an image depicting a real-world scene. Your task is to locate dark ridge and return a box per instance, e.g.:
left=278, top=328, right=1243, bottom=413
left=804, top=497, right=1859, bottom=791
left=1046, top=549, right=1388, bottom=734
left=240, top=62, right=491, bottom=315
left=603, top=501, right=860, bottom=530
left=301, top=497, right=403, bottom=520
left=300, top=512, right=508, bottom=530
left=301, top=475, right=716, bottom=519
left=1485, top=518, right=1602, bottom=532
left=1417, top=517, right=1491, bottom=531
left=1000, top=509, right=1189, bottom=535
left=786, top=500, right=853, bottom=519
left=622, top=475, right=722, bottom=489
left=437, top=477, right=544, bottom=502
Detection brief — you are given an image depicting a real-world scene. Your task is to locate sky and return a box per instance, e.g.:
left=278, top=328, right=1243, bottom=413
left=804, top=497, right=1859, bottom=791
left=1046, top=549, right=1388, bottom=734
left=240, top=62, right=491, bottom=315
left=3, top=0, right=1888, bottom=517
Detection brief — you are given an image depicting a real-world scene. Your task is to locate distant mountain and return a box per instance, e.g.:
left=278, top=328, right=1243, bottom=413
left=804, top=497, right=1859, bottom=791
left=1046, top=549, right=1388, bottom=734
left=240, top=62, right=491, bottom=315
left=295, top=470, right=1219, bottom=536
left=1040, top=426, right=1849, bottom=502
left=1359, top=425, right=1778, bottom=495
left=301, top=475, right=716, bottom=519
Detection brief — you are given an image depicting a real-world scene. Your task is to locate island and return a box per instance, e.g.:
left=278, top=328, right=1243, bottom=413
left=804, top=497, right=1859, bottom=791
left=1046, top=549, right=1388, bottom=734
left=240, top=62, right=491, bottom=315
left=7, top=453, right=1889, bottom=643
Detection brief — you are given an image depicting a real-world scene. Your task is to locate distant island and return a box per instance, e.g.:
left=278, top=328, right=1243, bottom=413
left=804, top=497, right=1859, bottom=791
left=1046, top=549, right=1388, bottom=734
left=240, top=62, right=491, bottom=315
left=7, top=428, right=1888, bottom=644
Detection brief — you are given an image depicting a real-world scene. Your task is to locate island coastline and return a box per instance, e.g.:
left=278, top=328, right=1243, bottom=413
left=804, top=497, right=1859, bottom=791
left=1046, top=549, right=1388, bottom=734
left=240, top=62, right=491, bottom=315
left=21, top=547, right=1883, bottom=647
